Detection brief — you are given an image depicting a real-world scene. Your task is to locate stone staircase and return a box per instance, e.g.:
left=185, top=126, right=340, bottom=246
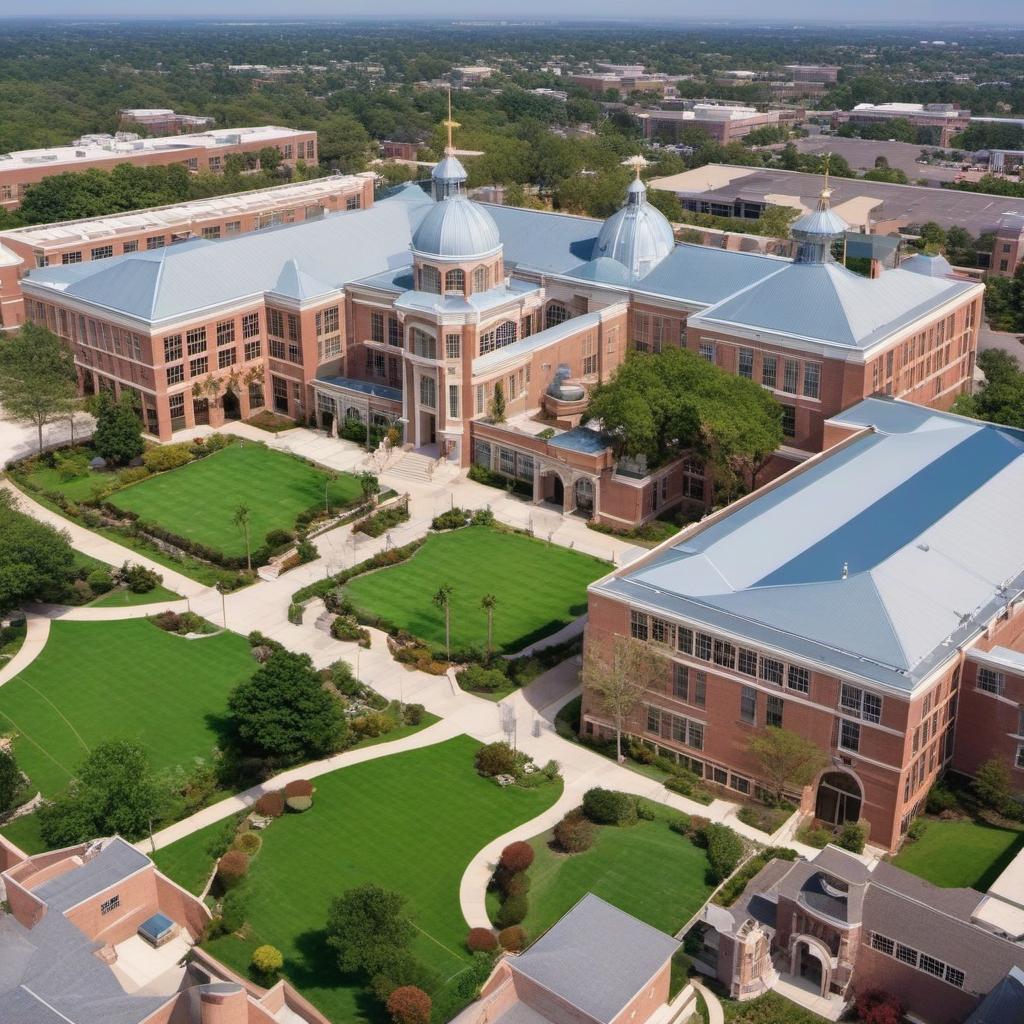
left=385, top=450, right=441, bottom=485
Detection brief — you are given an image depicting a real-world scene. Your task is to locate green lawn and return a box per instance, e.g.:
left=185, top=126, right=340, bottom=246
left=0, top=618, right=257, bottom=802
left=345, top=527, right=607, bottom=654
left=162, top=737, right=562, bottom=1024
left=18, top=462, right=111, bottom=503
left=490, top=810, right=713, bottom=941
left=891, top=815, right=1024, bottom=890
left=108, top=444, right=362, bottom=558
left=88, top=584, right=181, bottom=608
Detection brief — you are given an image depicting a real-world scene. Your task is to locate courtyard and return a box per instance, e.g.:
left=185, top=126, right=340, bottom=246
left=157, top=737, right=562, bottom=1024
left=344, top=526, right=607, bottom=654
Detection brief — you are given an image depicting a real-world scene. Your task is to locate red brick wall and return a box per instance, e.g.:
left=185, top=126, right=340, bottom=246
left=64, top=864, right=159, bottom=944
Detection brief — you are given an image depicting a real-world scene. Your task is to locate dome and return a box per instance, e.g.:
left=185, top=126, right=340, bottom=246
left=791, top=184, right=848, bottom=264
left=900, top=252, right=954, bottom=278
left=432, top=154, right=468, bottom=183
left=411, top=195, right=501, bottom=259
left=593, top=177, right=674, bottom=278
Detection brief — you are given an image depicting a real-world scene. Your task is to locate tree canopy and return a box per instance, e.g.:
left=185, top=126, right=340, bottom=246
left=748, top=727, right=827, bottom=804
left=585, top=347, right=783, bottom=494
left=92, top=391, right=145, bottom=465
left=952, top=349, right=1024, bottom=429
left=227, top=649, right=345, bottom=763
left=326, top=883, right=415, bottom=977
left=0, top=489, right=76, bottom=614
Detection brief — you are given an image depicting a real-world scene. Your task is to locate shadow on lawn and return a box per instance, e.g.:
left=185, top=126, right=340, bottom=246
left=290, top=928, right=387, bottom=1022
left=972, top=818, right=1024, bottom=890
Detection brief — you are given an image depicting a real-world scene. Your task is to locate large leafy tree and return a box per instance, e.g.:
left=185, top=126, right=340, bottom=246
left=91, top=391, right=144, bottom=465
left=0, top=749, right=21, bottom=815
left=38, top=740, right=168, bottom=846
left=748, top=727, right=827, bottom=805
left=585, top=347, right=783, bottom=497
left=0, top=489, right=76, bottom=613
left=227, top=649, right=345, bottom=763
left=952, top=349, right=1024, bottom=428
left=326, top=884, right=415, bottom=977
left=0, top=323, right=78, bottom=452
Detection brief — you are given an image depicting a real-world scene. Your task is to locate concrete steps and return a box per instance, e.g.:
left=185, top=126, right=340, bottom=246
left=386, top=451, right=438, bottom=483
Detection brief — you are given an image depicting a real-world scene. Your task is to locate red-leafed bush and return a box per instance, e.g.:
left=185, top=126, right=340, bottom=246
left=499, top=841, right=534, bottom=873
left=498, top=926, right=527, bottom=951
left=386, top=985, right=432, bottom=1024
left=254, top=792, right=284, bottom=817
left=284, top=779, right=313, bottom=797
left=855, top=989, right=904, bottom=1024
left=466, top=927, right=498, bottom=952
left=216, top=850, right=249, bottom=889
left=553, top=810, right=596, bottom=853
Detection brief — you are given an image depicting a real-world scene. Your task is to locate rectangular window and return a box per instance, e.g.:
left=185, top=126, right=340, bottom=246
left=766, top=695, right=784, bottom=728
left=370, top=311, right=384, bottom=343
left=123, top=240, right=138, bottom=253
left=166, top=364, right=184, bottom=385
left=978, top=667, right=1004, bottom=695
left=163, top=335, right=182, bottom=362
left=446, top=333, right=461, bottom=359
left=630, top=610, right=649, bottom=641
left=216, top=320, right=235, bottom=345
left=288, top=343, right=301, bottom=363
left=186, top=328, right=207, bottom=355
left=499, top=448, right=515, bottom=476
left=863, top=692, right=882, bottom=724
left=687, top=720, right=704, bottom=750
left=189, top=356, right=208, bottom=377
left=91, top=245, right=113, bottom=260
left=783, top=359, right=798, bottom=394
left=647, top=706, right=661, bottom=733
left=270, top=339, right=286, bottom=360
left=740, top=686, right=757, bottom=724
left=787, top=665, right=810, bottom=694
left=871, top=934, right=894, bottom=956
left=673, top=663, right=689, bottom=701
left=895, top=944, right=918, bottom=968
left=202, top=225, right=221, bottom=239
left=759, top=657, right=784, bottom=686
left=781, top=405, right=796, bottom=438
left=218, top=348, right=237, bottom=369
left=762, top=355, right=777, bottom=390
left=730, top=774, right=750, bottom=795
left=61, top=251, right=83, bottom=265
left=699, top=340, right=715, bottom=362
left=945, top=967, right=965, bottom=989
left=738, top=348, right=753, bottom=379
left=738, top=649, right=758, bottom=677
left=839, top=719, right=860, bottom=753
left=713, top=639, right=735, bottom=669
left=448, top=384, right=459, bottom=419
left=677, top=627, right=693, bottom=655
left=244, top=340, right=262, bottom=361
left=286, top=315, right=299, bottom=342
left=693, top=670, right=707, bottom=708
left=651, top=617, right=672, bottom=646
left=242, top=313, right=259, bottom=339
left=803, top=362, right=820, bottom=399
left=268, top=309, right=284, bottom=337
left=695, top=633, right=712, bottom=662
left=100, top=895, right=120, bottom=915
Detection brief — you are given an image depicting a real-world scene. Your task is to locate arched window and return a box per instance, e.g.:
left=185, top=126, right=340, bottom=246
left=445, top=268, right=465, bottom=294
left=419, top=375, right=436, bottom=409
left=419, top=265, right=441, bottom=294
left=479, top=320, right=518, bottom=355
left=545, top=302, right=569, bottom=330
left=473, top=266, right=488, bottom=292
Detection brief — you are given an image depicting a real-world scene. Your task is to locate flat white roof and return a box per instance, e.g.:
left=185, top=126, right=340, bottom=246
left=0, top=125, right=309, bottom=173
left=851, top=102, right=966, bottom=120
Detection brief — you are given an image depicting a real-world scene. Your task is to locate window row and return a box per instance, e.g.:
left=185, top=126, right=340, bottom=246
left=370, top=311, right=402, bottom=347
left=703, top=342, right=821, bottom=400
left=479, top=320, right=518, bottom=356
left=869, top=933, right=964, bottom=990
left=632, top=311, right=686, bottom=354
left=267, top=308, right=300, bottom=342
left=269, top=339, right=302, bottom=363
left=645, top=704, right=705, bottom=751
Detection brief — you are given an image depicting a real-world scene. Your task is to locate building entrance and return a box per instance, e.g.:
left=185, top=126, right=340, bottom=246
left=814, top=771, right=862, bottom=827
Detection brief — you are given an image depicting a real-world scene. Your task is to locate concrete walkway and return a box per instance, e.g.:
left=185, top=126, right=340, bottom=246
left=691, top=979, right=724, bottom=1024
left=0, top=615, right=50, bottom=688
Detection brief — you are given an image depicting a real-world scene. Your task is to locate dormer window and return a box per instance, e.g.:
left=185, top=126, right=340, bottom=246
left=473, top=266, right=488, bottom=291
left=445, top=268, right=465, bottom=295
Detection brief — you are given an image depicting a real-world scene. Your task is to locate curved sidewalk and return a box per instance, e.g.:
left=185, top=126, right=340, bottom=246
left=0, top=615, right=50, bottom=688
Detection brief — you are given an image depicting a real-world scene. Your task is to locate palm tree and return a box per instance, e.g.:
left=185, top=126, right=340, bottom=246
left=481, top=593, right=497, bottom=660
left=234, top=504, right=252, bottom=572
left=433, top=584, right=454, bottom=661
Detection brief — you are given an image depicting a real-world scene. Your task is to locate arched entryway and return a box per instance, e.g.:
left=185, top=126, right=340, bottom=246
left=574, top=477, right=595, bottom=517
left=222, top=388, right=241, bottom=421
left=815, top=771, right=862, bottom=827
left=790, top=936, right=831, bottom=996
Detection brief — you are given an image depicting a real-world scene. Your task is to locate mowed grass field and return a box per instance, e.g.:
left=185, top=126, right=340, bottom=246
left=0, top=618, right=257, bottom=801
left=488, top=811, right=713, bottom=941
left=345, top=527, right=607, bottom=654
left=108, top=444, right=362, bottom=558
left=160, top=737, right=563, bottom=1024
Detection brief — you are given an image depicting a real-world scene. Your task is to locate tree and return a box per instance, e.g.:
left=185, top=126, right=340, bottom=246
left=359, top=471, right=380, bottom=505
left=433, top=584, right=453, bottom=660
left=0, top=748, right=21, bottom=814
left=748, top=727, right=827, bottom=804
left=386, top=986, right=432, bottom=1024
left=952, top=349, right=1024, bottom=428
left=972, top=757, right=1018, bottom=816
left=582, top=635, right=662, bottom=763
left=234, top=505, right=252, bottom=572
left=38, top=740, right=167, bottom=846
left=0, top=323, right=78, bottom=452
left=758, top=204, right=800, bottom=241
left=326, top=884, right=415, bottom=977
left=855, top=989, right=904, bottom=1024
left=227, top=649, right=345, bottom=763
left=317, top=113, right=372, bottom=172
left=92, top=391, right=144, bottom=465
left=252, top=945, right=284, bottom=977
left=481, top=594, right=497, bottom=658
left=0, top=489, right=76, bottom=613
left=489, top=380, right=506, bottom=423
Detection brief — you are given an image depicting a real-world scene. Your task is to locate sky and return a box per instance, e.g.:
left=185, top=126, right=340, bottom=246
left=2, top=1, right=1022, bottom=24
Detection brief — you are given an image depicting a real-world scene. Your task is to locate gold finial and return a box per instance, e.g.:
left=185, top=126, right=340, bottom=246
left=821, top=151, right=833, bottom=199
left=443, top=88, right=461, bottom=154
left=623, top=154, right=648, bottom=179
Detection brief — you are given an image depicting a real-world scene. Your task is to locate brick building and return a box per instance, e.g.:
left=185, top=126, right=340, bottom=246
left=636, top=105, right=783, bottom=144
left=583, top=398, right=1024, bottom=852
left=0, top=833, right=329, bottom=1023
left=834, top=103, right=971, bottom=147
left=0, top=125, right=317, bottom=212
left=117, top=108, right=215, bottom=135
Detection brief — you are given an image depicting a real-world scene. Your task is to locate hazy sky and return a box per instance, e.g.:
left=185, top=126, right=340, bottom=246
left=2, top=1, right=1022, bottom=24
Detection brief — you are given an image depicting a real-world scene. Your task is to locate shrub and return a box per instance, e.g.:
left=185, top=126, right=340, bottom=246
left=503, top=872, right=532, bottom=898
left=354, top=502, right=410, bottom=538
left=855, top=989, right=904, bottom=1024
left=86, top=567, right=114, bottom=594
left=431, top=508, right=470, bottom=531
left=153, top=611, right=181, bottom=632
left=582, top=787, right=638, bottom=826
left=466, top=927, right=498, bottom=953
left=925, top=781, right=959, bottom=815
left=234, top=832, right=261, bottom=855
left=296, top=537, right=318, bottom=563
left=973, top=758, right=1021, bottom=818
left=475, top=742, right=518, bottom=778
left=836, top=819, right=869, bottom=854
left=906, top=818, right=927, bottom=842
left=116, top=561, right=161, bottom=593
left=205, top=432, right=231, bottom=451
left=143, top=443, right=194, bottom=473
left=216, top=889, right=249, bottom=935
left=288, top=603, right=304, bottom=625
left=386, top=986, right=432, bottom=1024
left=251, top=944, right=283, bottom=977
left=254, top=792, right=285, bottom=817
left=403, top=703, right=425, bottom=725
left=285, top=779, right=314, bottom=812
left=554, top=809, right=597, bottom=852
left=331, top=616, right=371, bottom=646
left=457, top=664, right=508, bottom=692
left=795, top=824, right=832, bottom=848
left=352, top=711, right=395, bottom=739
left=636, top=799, right=657, bottom=821
left=265, top=528, right=294, bottom=549
left=703, top=823, right=745, bottom=882
left=116, top=466, right=150, bottom=486
left=500, top=841, right=535, bottom=873
left=287, top=794, right=313, bottom=812
left=217, top=850, right=249, bottom=889
left=668, top=813, right=692, bottom=837
left=471, top=507, right=495, bottom=527
left=498, top=926, right=526, bottom=951
left=494, top=892, right=528, bottom=928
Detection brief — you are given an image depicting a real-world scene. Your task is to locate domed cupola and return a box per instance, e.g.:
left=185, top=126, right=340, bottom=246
left=791, top=160, right=848, bottom=264
left=593, top=156, right=675, bottom=279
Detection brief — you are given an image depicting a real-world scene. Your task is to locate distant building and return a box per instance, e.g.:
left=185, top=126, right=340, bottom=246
left=571, top=67, right=672, bottom=97
left=451, top=65, right=495, bottom=84
left=532, top=88, right=568, bottom=102
left=117, top=108, right=215, bottom=135
left=783, top=64, right=840, bottom=83
left=637, top=105, right=783, bottom=144
left=0, top=833, right=329, bottom=1023
left=993, top=214, right=1024, bottom=278
left=836, top=103, right=971, bottom=146
left=380, top=140, right=423, bottom=161
left=988, top=149, right=1024, bottom=176
left=0, top=125, right=318, bottom=211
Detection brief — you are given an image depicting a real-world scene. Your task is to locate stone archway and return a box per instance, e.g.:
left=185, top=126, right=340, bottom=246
left=790, top=935, right=832, bottom=997
left=814, top=770, right=863, bottom=827
left=573, top=477, right=595, bottom=517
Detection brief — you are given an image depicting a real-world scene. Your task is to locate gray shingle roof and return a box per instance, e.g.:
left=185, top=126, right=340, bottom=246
left=34, top=838, right=150, bottom=913
left=594, top=399, right=1024, bottom=692
left=510, top=893, right=679, bottom=1024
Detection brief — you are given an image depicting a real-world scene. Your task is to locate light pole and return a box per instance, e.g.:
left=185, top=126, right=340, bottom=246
left=216, top=582, right=227, bottom=630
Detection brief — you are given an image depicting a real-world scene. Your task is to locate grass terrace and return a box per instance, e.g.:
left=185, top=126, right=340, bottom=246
left=108, top=443, right=362, bottom=559
left=344, top=526, right=607, bottom=654
left=486, top=804, right=714, bottom=940
left=0, top=619, right=257, bottom=831
left=156, top=737, right=561, bottom=1024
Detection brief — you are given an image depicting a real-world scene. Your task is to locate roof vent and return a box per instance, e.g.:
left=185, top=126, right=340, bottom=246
left=841, top=561, right=848, bottom=580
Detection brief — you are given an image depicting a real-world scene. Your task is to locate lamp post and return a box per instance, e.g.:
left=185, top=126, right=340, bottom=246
left=216, top=582, right=227, bottom=630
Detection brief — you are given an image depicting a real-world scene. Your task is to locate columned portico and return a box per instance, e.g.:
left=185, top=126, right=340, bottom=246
left=533, top=458, right=599, bottom=517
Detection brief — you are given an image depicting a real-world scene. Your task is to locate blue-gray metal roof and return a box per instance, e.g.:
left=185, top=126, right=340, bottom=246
left=690, top=260, right=977, bottom=349
left=34, top=838, right=150, bottom=913
left=485, top=205, right=600, bottom=274
left=966, top=967, right=1024, bottom=1024
left=549, top=426, right=610, bottom=455
left=511, top=894, right=679, bottom=1024
left=410, top=195, right=501, bottom=259
left=593, top=399, right=1024, bottom=692
left=395, top=278, right=538, bottom=317
left=315, top=375, right=403, bottom=402
left=593, top=181, right=675, bottom=279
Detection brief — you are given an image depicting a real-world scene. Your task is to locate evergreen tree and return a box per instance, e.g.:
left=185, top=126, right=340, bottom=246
left=92, top=392, right=144, bottom=465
